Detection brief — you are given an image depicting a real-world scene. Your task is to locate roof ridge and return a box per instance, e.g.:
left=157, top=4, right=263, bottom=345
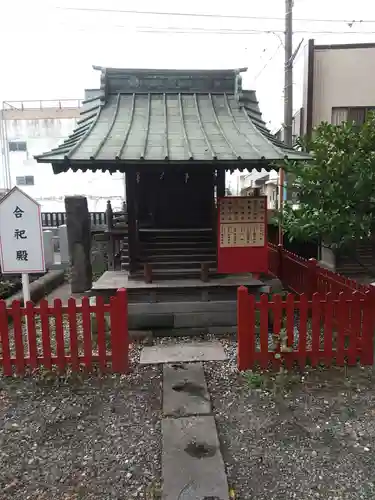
left=95, top=66, right=243, bottom=95
left=93, top=66, right=248, bottom=73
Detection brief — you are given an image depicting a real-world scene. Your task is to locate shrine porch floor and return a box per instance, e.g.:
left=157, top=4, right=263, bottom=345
left=92, top=270, right=269, bottom=295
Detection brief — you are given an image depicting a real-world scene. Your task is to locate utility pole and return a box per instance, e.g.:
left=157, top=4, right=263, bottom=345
left=279, top=0, right=294, bottom=245
left=284, top=0, right=294, bottom=148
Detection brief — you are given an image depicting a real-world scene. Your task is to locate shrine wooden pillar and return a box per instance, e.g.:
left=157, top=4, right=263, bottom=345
left=214, top=168, right=226, bottom=237
left=126, top=169, right=138, bottom=274
left=216, top=168, right=226, bottom=198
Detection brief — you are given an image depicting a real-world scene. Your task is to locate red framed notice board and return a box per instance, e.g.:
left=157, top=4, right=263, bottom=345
left=217, top=196, right=268, bottom=274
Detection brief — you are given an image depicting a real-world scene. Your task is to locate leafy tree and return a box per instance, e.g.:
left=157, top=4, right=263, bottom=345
left=280, top=113, right=375, bottom=255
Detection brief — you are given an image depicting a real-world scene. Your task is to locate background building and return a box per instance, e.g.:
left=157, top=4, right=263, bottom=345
left=301, top=40, right=375, bottom=137
left=0, top=94, right=125, bottom=212
left=239, top=170, right=278, bottom=210
left=275, top=40, right=375, bottom=144
left=291, top=40, right=375, bottom=277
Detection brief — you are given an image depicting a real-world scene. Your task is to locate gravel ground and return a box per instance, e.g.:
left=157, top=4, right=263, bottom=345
left=205, top=338, right=375, bottom=500
left=3, top=328, right=375, bottom=500
left=0, top=344, right=162, bottom=500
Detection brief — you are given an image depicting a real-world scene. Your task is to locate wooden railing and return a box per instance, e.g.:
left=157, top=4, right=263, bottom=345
left=237, top=286, right=375, bottom=371
left=0, top=289, right=129, bottom=376
left=268, top=243, right=374, bottom=298
left=41, top=212, right=107, bottom=228
left=238, top=245, right=375, bottom=371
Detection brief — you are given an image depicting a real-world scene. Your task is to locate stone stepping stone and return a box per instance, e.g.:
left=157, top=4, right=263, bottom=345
left=162, top=415, right=229, bottom=500
left=163, top=363, right=211, bottom=417
left=140, top=341, right=226, bottom=365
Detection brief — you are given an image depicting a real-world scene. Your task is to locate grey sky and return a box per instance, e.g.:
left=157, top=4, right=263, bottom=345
left=1, top=0, right=374, bottom=130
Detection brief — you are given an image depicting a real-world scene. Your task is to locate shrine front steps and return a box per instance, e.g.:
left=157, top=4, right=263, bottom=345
left=141, top=246, right=216, bottom=254
left=139, top=253, right=216, bottom=262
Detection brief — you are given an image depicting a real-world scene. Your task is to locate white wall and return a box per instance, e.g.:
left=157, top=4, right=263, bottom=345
left=239, top=168, right=278, bottom=193
left=312, top=46, right=375, bottom=128
left=3, top=114, right=125, bottom=212
left=264, top=182, right=278, bottom=210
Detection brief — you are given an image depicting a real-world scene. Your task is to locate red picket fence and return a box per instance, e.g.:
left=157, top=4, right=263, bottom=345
left=237, top=286, right=375, bottom=371
left=268, top=243, right=374, bottom=298
left=0, top=289, right=129, bottom=376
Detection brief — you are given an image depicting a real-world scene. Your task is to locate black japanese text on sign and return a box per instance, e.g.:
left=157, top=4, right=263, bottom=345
left=16, top=250, right=28, bottom=261
left=14, top=229, right=27, bottom=239
left=13, top=206, right=28, bottom=261
left=13, top=206, right=24, bottom=219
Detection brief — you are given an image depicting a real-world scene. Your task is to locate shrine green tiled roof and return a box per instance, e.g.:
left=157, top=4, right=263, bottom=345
left=35, top=67, right=311, bottom=171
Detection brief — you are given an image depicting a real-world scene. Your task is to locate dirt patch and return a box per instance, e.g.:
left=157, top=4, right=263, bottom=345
left=185, top=440, right=217, bottom=459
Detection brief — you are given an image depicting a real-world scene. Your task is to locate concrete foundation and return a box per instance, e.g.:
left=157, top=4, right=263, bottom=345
left=92, top=270, right=278, bottom=330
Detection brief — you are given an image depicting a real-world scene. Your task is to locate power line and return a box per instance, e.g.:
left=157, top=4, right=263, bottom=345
left=86, top=27, right=375, bottom=35
left=57, top=6, right=374, bottom=25
left=9, top=21, right=375, bottom=36
left=139, top=26, right=374, bottom=35
left=254, top=43, right=283, bottom=80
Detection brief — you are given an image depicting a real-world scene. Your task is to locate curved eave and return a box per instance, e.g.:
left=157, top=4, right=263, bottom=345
left=34, top=100, right=103, bottom=162
left=35, top=91, right=312, bottom=165
left=47, top=155, right=311, bottom=175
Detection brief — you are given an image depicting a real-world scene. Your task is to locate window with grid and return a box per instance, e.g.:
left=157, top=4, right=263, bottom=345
left=332, top=107, right=375, bottom=126
left=8, top=141, right=27, bottom=152
left=16, top=176, right=34, bottom=186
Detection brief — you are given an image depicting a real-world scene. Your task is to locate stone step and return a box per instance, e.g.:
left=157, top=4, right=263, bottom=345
left=141, top=254, right=215, bottom=263
left=138, top=260, right=216, bottom=270
left=140, top=228, right=212, bottom=233
left=140, top=341, right=226, bottom=364
left=141, top=239, right=216, bottom=248
left=131, top=268, right=217, bottom=281
left=162, top=415, right=229, bottom=500
left=143, top=237, right=214, bottom=244
left=141, top=230, right=213, bottom=238
left=141, top=247, right=216, bottom=255
left=163, top=362, right=211, bottom=417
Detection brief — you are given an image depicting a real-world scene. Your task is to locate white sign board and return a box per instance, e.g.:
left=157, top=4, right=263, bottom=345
left=0, top=187, right=45, bottom=274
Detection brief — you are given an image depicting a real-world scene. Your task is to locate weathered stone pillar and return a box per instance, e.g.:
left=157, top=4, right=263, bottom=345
left=58, top=224, right=70, bottom=267
left=65, top=196, right=92, bottom=293
left=42, top=230, right=54, bottom=269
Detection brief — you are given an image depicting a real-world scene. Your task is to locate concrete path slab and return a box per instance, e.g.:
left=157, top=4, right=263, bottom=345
left=162, top=415, right=229, bottom=500
left=140, top=341, right=226, bottom=365
left=163, top=363, right=211, bottom=417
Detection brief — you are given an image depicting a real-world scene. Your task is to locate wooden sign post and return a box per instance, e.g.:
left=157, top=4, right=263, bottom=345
left=0, top=187, right=45, bottom=303
left=217, top=196, right=268, bottom=274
